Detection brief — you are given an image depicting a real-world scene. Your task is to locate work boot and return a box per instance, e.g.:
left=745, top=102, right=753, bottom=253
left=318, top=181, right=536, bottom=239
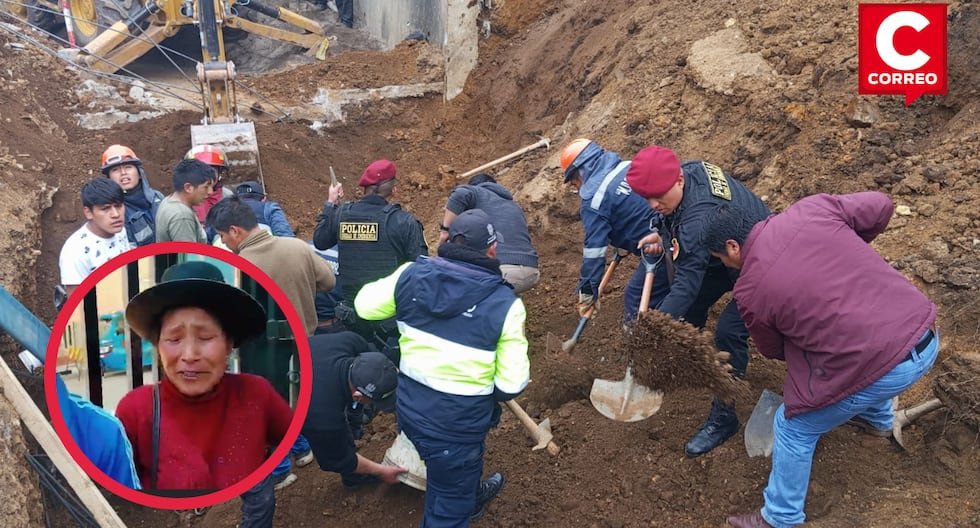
left=846, top=416, right=892, bottom=437
left=685, top=399, right=739, bottom=457
left=470, top=472, right=505, bottom=521
left=726, top=511, right=773, bottom=528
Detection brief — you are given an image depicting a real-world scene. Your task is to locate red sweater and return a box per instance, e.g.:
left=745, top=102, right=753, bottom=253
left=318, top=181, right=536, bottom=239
left=115, top=374, right=293, bottom=490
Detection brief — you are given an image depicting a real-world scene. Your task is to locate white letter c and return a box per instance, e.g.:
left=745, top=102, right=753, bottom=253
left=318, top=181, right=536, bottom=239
left=876, top=11, right=931, bottom=71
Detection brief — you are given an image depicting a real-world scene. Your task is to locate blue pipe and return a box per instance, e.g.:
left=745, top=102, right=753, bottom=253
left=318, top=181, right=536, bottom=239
left=0, top=285, right=51, bottom=363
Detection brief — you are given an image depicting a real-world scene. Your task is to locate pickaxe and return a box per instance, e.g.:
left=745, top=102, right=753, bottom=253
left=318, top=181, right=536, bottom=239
left=457, top=137, right=550, bottom=180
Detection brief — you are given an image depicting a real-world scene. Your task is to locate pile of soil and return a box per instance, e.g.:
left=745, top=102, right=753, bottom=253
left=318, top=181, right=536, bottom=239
left=0, top=0, right=979, bottom=526
left=935, top=352, right=980, bottom=430
left=630, top=310, right=748, bottom=404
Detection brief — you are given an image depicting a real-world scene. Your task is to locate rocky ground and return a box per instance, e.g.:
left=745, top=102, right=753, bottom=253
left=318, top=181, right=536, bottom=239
left=0, top=0, right=979, bottom=526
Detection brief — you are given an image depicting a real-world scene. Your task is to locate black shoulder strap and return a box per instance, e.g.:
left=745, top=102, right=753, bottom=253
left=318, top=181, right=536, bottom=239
left=151, top=383, right=160, bottom=489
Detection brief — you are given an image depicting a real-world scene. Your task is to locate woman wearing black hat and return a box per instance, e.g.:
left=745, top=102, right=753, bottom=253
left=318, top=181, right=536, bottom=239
left=115, top=261, right=293, bottom=506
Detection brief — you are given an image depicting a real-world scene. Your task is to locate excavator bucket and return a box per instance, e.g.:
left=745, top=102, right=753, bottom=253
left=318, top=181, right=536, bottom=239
left=191, top=121, right=263, bottom=181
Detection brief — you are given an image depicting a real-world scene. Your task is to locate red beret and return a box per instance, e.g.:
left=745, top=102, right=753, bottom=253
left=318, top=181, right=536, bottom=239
left=625, top=146, right=681, bottom=198
left=358, top=159, right=397, bottom=186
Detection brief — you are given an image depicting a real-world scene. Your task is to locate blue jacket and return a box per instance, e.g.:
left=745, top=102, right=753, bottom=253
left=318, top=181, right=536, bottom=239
left=446, top=183, right=539, bottom=268
left=244, top=198, right=295, bottom=237
left=121, top=169, right=163, bottom=247
left=575, top=143, right=656, bottom=293
left=56, top=376, right=141, bottom=488
left=355, top=248, right=530, bottom=443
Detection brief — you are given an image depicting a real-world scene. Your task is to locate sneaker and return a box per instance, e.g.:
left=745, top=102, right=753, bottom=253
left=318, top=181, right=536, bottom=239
left=294, top=449, right=314, bottom=467
left=273, top=472, right=297, bottom=491
left=470, top=472, right=505, bottom=521
left=846, top=416, right=892, bottom=437
left=341, top=473, right=381, bottom=489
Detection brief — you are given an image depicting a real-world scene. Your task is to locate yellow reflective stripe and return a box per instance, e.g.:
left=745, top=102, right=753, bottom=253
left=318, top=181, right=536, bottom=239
left=397, top=323, right=497, bottom=396
left=493, top=300, right=530, bottom=394
left=355, top=262, right=412, bottom=320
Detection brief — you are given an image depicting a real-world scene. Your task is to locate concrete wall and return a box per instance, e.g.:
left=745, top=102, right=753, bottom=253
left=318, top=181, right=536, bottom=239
left=357, top=0, right=479, bottom=101
left=359, top=0, right=445, bottom=49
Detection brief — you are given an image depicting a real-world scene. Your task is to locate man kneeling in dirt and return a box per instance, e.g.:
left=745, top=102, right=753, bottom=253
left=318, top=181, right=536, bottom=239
left=701, top=192, right=938, bottom=528
left=302, top=331, right=407, bottom=488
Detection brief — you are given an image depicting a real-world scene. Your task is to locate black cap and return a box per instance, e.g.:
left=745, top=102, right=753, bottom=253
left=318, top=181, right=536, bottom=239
left=235, top=180, right=265, bottom=197
left=349, top=352, right=398, bottom=411
left=448, top=209, right=502, bottom=251
left=125, top=261, right=266, bottom=347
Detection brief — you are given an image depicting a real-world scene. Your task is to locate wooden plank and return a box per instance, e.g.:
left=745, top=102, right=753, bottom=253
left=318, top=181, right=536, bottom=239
left=0, top=357, right=127, bottom=528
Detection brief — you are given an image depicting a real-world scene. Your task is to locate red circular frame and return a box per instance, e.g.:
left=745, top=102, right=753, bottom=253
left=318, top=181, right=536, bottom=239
left=44, top=241, right=313, bottom=510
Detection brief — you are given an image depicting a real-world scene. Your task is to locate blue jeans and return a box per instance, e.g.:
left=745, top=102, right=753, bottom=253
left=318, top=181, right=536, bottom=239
left=401, top=421, right=484, bottom=528
left=271, top=434, right=312, bottom=478
left=240, top=473, right=275, bottom=528
left=760, top=330, right=939, bottom=528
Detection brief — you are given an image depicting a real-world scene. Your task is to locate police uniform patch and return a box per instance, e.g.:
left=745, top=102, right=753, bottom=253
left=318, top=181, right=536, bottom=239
left=703, top=162, right=731, bottom=201
left=339, top=222, right=379, bottom=241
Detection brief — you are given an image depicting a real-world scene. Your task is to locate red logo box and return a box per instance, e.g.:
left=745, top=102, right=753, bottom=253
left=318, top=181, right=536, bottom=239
left=858, top=3, right=947, bottom=106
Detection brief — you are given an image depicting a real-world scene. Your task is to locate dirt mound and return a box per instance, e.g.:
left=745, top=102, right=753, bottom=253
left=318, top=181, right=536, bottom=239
left=630, top=310, right=748, bottom=404
left=935, top=352, right=980, bottom=430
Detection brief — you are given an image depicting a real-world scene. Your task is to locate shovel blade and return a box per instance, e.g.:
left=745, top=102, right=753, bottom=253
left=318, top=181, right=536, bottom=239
left=191, top=121, right=262, bottom=180
left=590, top=367, right=663, bottom=422
left=744, top=389, right=783, bottom=458
left=530, top=417, right=555, bottom=451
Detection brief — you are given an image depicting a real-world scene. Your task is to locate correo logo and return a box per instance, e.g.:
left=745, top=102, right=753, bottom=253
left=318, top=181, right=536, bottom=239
left=858, top=3, right=947, bottom=106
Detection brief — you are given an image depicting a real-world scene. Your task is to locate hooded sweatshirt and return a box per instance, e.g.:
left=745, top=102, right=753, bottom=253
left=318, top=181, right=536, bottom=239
left=446, top=182, right=538, bottom=268
left=119, top=168, right=164, bottom=246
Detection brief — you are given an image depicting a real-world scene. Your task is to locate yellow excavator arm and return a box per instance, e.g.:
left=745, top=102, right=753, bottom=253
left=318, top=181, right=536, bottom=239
left=62, top=0, right=329, bottom=74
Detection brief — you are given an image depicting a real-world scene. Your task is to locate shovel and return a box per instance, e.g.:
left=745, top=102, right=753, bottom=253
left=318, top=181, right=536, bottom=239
left=892, top=396, right=944, bottom=449
left=562, top=251, right=623, bottom=354
left=744, top=389, right=783, bottom=457
left=505, top=399, right=560, bottom=455
left=589, top=256, right=664, bottom=422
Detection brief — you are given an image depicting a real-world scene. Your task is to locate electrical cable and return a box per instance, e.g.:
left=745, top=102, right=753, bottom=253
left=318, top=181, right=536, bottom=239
left=0, top=2, right=297, bottom=121
left=0, top=14, right=206, bottom=109
left=25, top=453, right=101, bottom=528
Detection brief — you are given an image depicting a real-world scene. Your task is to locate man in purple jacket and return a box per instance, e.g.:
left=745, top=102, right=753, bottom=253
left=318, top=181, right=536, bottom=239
left=700, top=192, right=938, bottom=528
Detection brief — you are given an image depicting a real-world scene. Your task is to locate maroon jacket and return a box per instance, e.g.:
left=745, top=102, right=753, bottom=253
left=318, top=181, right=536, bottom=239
left=734, top=192, right=936, bottom=418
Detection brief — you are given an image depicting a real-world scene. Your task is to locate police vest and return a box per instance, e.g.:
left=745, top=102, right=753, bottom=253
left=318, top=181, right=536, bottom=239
left=337, top=201, right=401, bottom=305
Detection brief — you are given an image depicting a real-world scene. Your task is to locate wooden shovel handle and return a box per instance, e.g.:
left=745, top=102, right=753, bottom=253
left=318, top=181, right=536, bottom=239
left=505, top=400, right=561, bottom=456
left=638, top=270, right=655, bottom=315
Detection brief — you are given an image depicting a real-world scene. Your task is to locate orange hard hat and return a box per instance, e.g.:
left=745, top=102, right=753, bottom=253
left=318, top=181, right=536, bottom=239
left=560, top=138, right=592, bottom=181
left=100, top=145, right=142, bottom=175
left=185, top=144, right=228, bottom=168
